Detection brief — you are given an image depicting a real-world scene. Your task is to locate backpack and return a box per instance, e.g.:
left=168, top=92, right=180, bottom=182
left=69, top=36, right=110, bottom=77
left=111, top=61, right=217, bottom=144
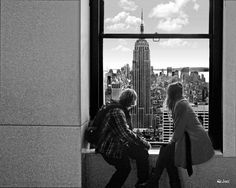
left=85, top=102, right=127, bottom=146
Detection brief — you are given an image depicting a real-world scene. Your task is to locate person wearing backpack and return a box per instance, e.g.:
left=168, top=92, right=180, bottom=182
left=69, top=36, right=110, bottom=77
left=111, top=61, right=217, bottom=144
left=95, top=88, right=151, bottom=188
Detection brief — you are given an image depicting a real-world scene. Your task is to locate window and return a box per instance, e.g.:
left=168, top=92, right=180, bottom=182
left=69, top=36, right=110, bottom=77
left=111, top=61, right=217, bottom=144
left=90, top=0, right=223, bottom=150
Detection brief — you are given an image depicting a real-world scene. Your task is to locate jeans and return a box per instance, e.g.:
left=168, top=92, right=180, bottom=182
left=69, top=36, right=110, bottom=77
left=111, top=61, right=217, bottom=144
left=102, top=146, right=149, bottom=188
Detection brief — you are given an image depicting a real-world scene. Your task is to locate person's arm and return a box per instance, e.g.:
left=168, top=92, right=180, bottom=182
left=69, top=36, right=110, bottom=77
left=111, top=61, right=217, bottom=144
left=110, top=108, right=151, bottom=149
left=170, top=102, right=187, bottom=143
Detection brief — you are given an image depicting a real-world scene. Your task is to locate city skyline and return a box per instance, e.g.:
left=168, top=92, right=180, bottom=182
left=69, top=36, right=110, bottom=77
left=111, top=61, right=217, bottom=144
left=104, top=13, right=209, bottom=133
left=103, top=0, right=210, bottom=81
left=104, top=66, right=209, bottom=83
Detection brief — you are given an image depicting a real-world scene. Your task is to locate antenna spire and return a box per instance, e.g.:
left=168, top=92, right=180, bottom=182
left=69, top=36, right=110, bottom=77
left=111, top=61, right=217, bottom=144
left=140, top=9, right=144, bottom=34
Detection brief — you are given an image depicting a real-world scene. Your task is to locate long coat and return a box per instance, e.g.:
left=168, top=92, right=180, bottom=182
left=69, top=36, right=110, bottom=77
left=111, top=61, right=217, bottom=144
left=171, top=99, right=214, bottom=168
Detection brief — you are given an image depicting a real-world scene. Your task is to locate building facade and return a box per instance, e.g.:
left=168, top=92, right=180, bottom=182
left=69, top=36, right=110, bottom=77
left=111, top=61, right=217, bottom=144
left=131, top=12, right=152, bottom=128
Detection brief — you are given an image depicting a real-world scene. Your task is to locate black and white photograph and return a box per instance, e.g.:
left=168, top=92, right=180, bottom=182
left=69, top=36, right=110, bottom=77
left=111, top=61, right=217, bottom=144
left=0, top=0, right=234, bottom=188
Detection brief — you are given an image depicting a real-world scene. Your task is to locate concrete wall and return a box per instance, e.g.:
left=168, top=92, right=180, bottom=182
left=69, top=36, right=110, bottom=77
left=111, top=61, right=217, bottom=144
left=0, top=0, right=87, bottom=187
left=80, top=0, right=90, bottom=149
left=223, top=0, right=236, bottom=157
left=83, top=152, right=236, bottom=188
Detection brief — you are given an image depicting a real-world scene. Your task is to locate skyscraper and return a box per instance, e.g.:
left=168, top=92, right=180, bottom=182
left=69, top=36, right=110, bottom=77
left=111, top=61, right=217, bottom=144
left=131, top=11, right=152, bottom=129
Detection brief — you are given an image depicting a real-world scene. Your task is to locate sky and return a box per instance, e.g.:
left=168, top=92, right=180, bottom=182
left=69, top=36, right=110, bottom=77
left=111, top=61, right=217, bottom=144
left=103, top=0, right=209, bottom=80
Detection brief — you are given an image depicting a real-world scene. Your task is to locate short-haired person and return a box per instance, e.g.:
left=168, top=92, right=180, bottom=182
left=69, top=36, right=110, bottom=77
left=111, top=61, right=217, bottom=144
left=96, top=88, right=151, bottom=188
left=145, top=82, right=214, bottom=188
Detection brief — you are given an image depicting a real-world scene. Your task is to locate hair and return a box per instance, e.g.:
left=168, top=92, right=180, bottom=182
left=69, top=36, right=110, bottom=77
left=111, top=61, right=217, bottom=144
left=165, top=82, right=183, bottom=112
left=119, top=88, right=137, bottom=108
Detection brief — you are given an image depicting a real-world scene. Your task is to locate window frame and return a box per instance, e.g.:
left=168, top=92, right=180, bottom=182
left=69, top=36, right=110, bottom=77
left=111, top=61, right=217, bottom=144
left=90, top=0, right=223, bottom=150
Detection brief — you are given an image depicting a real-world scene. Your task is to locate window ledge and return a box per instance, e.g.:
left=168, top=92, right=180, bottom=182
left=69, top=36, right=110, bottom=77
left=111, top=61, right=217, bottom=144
left=82, top=148, right=223, bottom=157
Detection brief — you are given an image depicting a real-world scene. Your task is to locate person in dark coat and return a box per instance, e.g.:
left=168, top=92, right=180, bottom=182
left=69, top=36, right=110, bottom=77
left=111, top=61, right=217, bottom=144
left=145, top=82, right=214, bottom=188
left=96, top=88, right=151, bottom=188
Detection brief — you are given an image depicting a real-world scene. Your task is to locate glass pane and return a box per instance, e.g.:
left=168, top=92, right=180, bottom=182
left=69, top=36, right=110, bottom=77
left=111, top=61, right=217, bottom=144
left=104, top=0, right=209, bottom=34
left=103, top=38, right=209, bottom=144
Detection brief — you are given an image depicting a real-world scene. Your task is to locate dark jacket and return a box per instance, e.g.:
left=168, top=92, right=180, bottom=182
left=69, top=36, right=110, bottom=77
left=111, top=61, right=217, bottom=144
left=96, top=104, right=150, bottom=159
left=171, top=99, right=214, bottom=168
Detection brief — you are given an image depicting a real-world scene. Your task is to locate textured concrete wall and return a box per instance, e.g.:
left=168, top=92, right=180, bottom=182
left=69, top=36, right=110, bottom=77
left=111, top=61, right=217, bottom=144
left=0, top=0, right=83, bottom=187
left=83, top=152, right=236, bottom=188
left=80, top=0, right=90, bottom=149
left=0, top=126, right=81, bottom=187
left=223, top=0, right=236, bottom=157
left=80, top=0, right=90, bottom=126
left=0, top=0, right=80, bottom=125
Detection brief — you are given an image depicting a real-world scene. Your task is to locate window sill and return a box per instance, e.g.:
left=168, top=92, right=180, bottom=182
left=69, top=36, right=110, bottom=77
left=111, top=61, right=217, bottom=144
left=82, top=148, right=223, bottom=157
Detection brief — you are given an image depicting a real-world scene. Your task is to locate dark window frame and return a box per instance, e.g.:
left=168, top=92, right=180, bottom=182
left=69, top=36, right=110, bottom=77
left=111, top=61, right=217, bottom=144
left=90, top=0, right=223, bottom=150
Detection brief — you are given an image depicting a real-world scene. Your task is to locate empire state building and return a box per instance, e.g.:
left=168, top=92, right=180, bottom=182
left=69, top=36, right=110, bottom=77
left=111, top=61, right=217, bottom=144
left=131, top=11, right=152, bottom=129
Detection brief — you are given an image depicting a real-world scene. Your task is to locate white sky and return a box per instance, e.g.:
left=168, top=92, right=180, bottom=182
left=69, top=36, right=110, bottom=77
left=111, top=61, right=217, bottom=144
left=103, top=0, right=209, bottom=80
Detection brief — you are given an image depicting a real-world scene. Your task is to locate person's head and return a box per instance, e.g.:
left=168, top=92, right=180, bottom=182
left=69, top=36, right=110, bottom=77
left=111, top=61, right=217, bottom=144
left=119, top=88, right=137, bottom=108
left=165, top=82, right=183, bottom=111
